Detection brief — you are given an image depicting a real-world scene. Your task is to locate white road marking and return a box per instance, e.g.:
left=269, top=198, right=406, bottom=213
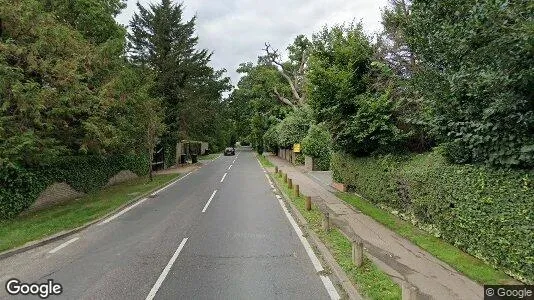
left=145, top=238, right=188, bottom=300
left=320, top=276, right=340, bottom=299
left=98, top=172, right=193, bottom=226
left=228, top=164, right=233, bottom=170
left=49, top=237, right=79, bottom=254
left=154, top=172, right=192, bottom=195
left=274, top=194, right=340, bottom=300
left=201, top=190, right=218, bottom=213
left=220, top=173, right=228, bottom=183
left=99, top=198, right=147, bottom=225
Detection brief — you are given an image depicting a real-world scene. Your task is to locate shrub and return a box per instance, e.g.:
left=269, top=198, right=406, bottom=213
left=0, top=154, right=149, bottom=219
left=277, top=108, right=312, bottom=149
left=302, top=124, right=332, bottom=170
left=331, top=150, right=534, bottom=283
left=263, top=124, right=280, bottom=154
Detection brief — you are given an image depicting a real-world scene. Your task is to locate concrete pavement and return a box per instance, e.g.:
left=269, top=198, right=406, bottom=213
left=0, top=150, right=338, bottom=300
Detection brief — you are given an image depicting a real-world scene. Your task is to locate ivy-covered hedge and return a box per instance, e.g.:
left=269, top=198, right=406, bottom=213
left=0, top=155, right=149, bottom=220
left=331, top=150, right=534, bottom=283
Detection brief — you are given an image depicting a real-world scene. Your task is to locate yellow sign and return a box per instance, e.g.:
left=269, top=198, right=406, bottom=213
left=293, top=143, right=301, bottom=153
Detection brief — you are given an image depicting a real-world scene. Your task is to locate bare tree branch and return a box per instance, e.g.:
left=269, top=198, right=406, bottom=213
left=273, top=87, right=296, bottom=109
left=263, top=43, right=306, bottom=106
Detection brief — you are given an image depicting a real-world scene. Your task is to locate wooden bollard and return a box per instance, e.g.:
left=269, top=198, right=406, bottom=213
left=288, top=178, right=293, bottom=189
left=402, top=283, right=419, bottom=300
left=294, top=184, right=299, bottom=197
left=305, top=196, right=312, bottom=211
left=283, top=173, right=287, bottom=183
left=274, top=166, right=278, bottom=173
left=352, top=239, right=364, bottom=267
left=322, top=212, right=330, bottom=232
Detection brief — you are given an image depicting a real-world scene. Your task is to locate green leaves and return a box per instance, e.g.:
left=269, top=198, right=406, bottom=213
left=307, top=24, right=403, bottom=156
left=301, top=124, right=332, bottom=170
left=404, top=0, right=534, bottom=167
left=332, top=150, right=534, bottom=282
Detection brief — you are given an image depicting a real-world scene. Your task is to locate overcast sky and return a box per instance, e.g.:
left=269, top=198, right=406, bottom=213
left=116, top=0, right=388, bottom=86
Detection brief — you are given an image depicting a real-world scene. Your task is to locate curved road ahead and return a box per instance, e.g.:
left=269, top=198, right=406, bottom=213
left=0, top=149, right=339, bottom=299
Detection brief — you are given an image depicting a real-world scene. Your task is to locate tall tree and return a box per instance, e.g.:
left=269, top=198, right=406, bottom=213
left=261, top=35, right=311, bottom=108
left=128, top=0, right=212, bottom=145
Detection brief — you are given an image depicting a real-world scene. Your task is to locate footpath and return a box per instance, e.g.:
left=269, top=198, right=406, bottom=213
left=266, top=154, right=482, bottom=300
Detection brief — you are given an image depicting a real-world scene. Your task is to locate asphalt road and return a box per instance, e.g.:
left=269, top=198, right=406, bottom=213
left=0, top=149, right=338, bottom=300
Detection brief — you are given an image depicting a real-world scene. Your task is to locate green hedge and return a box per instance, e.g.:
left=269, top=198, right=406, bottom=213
left=331, top=150, right=534, bottom=283
left=0, top=155, right=149, bottom=220
left=302, top=124, right=332, bottom=171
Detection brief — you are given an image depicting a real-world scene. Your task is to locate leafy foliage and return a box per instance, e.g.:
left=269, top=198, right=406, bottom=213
left=263, top=124, right=280, bottom=154
left=307, top=24, right=404, bottom=156
left=0, top=155, right=149, bottom=220
left=277, top=108, right=312, bottom=149
left=302, top=124, right=332, bottom=170
left=127, top=0, right=230, bottom=156
left=332, top=151, right=534, bottom=283
left=404, top=0, right=534, bottom=167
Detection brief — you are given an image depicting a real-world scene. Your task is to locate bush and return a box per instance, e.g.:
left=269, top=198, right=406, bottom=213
left=277, top=108, right=312, bottom=149
left=0, top=155, right=149, bottom=219
left=302, top=124, right=332, bottom=171
left=331, top=150, right=534, bottom=283
left=263, top=124, right=280, bottom=154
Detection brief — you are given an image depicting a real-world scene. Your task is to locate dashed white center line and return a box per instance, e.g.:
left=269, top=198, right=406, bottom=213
left=220, top=172, right=228, bottom=183
left=49, top=237, right=79, bottom=254
left=202, top=190, right=218, bottom=213
left=145, top=238, right=188, bottom=300
left=228, top=164, right=232, bottom=170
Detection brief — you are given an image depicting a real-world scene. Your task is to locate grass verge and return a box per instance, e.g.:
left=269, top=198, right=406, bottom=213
left=199, top=153, right=221, bottom=160
left=256, top=153, right=275, bottom=168
left=273, top=173, right=401, bottom=300
left=336, top=192, right=517, bottom=285
left=0, top=174, right=179, bottom=253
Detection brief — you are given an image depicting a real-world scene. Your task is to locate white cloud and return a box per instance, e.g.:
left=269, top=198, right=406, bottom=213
left=116, top=0, right=388, bottom=86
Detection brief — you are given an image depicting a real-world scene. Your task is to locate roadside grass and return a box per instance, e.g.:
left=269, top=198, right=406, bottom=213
left=273, top=173, right=401, bottom=300
left=336, top=192, right=517, bottom=285
left=0, top=174, right=179, bottom=253
left=256, top=153, right=275, bottom=167
left=199, top=153, right=221, bottom=160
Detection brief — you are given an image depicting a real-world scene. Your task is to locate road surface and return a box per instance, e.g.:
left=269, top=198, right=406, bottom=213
left=0, top=149, right=339, bottom=299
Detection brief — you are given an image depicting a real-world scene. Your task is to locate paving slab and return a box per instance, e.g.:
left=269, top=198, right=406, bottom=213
left=266, top=154, right=483, bottom=300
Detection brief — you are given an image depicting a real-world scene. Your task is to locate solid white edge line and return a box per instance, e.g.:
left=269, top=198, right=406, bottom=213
left=99, top=198, right=147, bottom=225
left=98, top=172, right=193, bottom=226
left=275, top=193, right=340, bottom=300
left=154, top=172, right=192, bottom=195
left=220, top=173, right=228, bottom=183
left=320, top=275, right=340, bottom=299
left=49, top=237, right=79, bottom=254
left=201, top=190, right=218, bottom=213
left=145, top=238, right=188, bottom=300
